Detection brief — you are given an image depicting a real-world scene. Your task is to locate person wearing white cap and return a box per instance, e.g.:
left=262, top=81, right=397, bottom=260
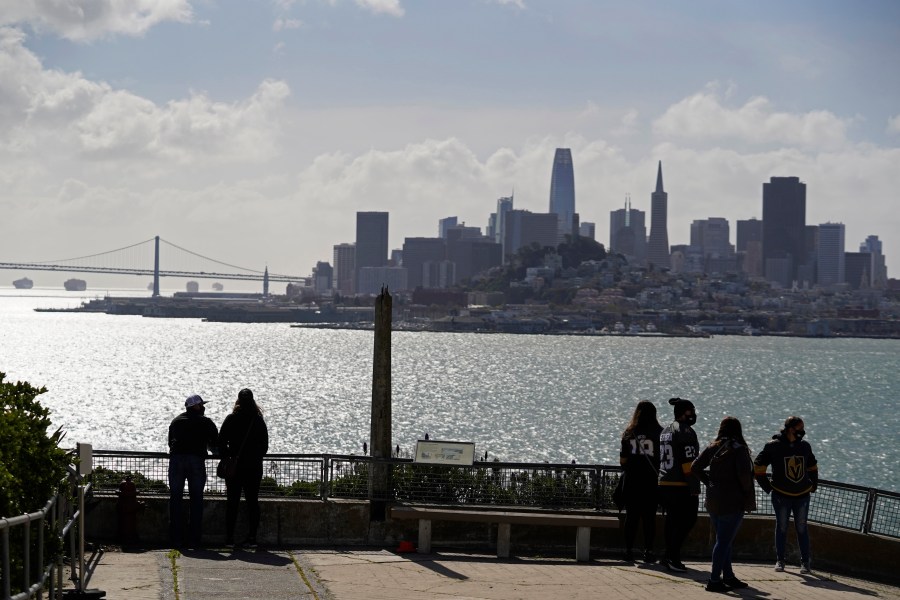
left=167, top=394, right=218, bottom=548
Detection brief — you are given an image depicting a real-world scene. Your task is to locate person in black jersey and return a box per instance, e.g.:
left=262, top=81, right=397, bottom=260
left=753, top=416, right=818, bottom=573
left=168, top=394, right=218, bottom=548
left=619, top=400, right=663, bottom=563
left=657, top=397, right=700, bottom=573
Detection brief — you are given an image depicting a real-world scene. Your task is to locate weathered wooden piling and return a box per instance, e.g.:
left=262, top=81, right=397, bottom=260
left=369, top=286, right=392, bottom=521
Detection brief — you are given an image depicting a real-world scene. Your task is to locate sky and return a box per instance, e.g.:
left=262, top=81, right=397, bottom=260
left=1, top=0, right=899, bottom=289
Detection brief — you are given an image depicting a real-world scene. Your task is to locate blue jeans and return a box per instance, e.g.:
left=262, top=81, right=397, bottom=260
left=709, top=512, right=744, bottom=581
left=169, top=454, right=207, bottom=546
left=771, top=492, right=810, bottom=563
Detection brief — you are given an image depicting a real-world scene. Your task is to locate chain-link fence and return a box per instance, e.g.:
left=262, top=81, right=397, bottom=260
left=87, top=450, right=900, bottom=539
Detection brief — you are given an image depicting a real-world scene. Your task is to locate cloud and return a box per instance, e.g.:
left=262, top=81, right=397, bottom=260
left=492, top=0, right=527, bottom=8
left=355, top=0, right=404, bottom=18
left=0, top=1, right=193, bottom=42
left=273, top=17, right=303, bottom=31
left=653, top=85, right=851, bottom=149
left=888, top=115, right=900, bottom=135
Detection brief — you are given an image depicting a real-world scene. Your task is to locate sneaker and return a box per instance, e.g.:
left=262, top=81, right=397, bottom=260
left=642, top=551, right=658, bottom=564
left=723, top=576, right=748, bottom=589
left=705, top=580, right=729, bottom=593
left=774, top=560, right=785, bottom=572
left=800, top=562, right=811, bottom=574
left=666, top=560, right=688, bottom=573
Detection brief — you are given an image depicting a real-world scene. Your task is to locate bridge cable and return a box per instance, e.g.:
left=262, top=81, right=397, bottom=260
left=31, top=238, right=157, bottom=264
left=159, top=238, right=267, bottom=274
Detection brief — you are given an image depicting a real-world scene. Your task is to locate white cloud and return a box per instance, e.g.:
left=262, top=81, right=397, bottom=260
left=273, top=17, right=303, bottom=31
left=355, top=0, right=404, bottom=18
left=888, top=115, right=900, bottom=135
left=492, top=0, right=527, bottom=9
left=0, top=1, right=193, bottom=42
left=653, top=85, right=851, bottom=149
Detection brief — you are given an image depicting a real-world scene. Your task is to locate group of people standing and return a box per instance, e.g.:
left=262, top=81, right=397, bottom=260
left=619, top=398, right=818, bottom=593
left=167, top=388, right=269, bottom=549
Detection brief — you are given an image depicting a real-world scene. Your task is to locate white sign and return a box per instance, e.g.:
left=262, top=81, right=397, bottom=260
left=414, top=440, right=476, bottom=466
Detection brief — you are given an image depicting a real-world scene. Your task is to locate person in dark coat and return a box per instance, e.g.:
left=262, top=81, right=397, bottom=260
left=218, top=388, right=269, bottom=548
left=619, top=400, right=663, bottom=563
left=168, top=394, right=218, bottom=548
left=692, top=417, right=756, bottom=593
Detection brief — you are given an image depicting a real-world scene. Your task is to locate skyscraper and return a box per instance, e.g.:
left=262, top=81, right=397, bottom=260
left=355, top=211, right=389, bottom=292
left=488, top=194, right=514, bottom=261
left=609, top=198, right=646, bottom=263
left=504, top=210, right=558, bottom=258
left=332, top=242, right=355, bottom=294
left=860, top=235, right=888, bottom=287
left=817, top=222, right=845, bottom=286
left=762, top=176, right=807, bottom=287
left=438, top=216, right=458, bottom=239
left=646, top=161, right=670, bottom=268
left=548, top=148, right=575, bottom=242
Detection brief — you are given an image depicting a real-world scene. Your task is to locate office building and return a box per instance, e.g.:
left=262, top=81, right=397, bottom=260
left=357, top=266, right=407, bottom=295
left=860, top=235, right=888, bottom=287
left=313, top=261, right=333, bottom=293
left=487, top=195, right=514, bottom=259
left=736, top=218, right=763, bottom=276
left=402, top=237, right=446, bottom=289
left=762, top=176, right=807, bottom=287
left=609, top=199, right=646, bottom=264
left=817, top=222, right=845, bottom=287
left=549, top=149, right=576, bottom=241
left=689, top=217, right=734, bottom=273
left=438, top=216, right=458, bottom=239
left=355, top=212, right=389, bottom=292
left=447, top=234, right=502, bottom=282
left=579, top=222, right=595, bottom=240
left=845, top=252, right=873, bottom=290
left=736, top=218, right=763, bottom=252
left=332, top=243, right=355, bottom=295
left=646, top=161, right=670, bottom=269
left=504, top=210, right=559, bottom=258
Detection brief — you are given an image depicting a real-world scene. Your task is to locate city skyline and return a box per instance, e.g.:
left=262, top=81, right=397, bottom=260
left=1, top=1, right=898, bottom=287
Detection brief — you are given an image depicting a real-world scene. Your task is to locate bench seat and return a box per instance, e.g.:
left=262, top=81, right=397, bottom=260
left=390, top=505, right=619, bottom=561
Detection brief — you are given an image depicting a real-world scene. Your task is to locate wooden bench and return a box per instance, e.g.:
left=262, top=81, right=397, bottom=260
left=389, top=505, right=619, bottom=562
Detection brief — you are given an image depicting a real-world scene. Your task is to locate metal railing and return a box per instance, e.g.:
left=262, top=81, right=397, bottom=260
left=86, top=450, right=900, bottom=539
left=0, top=468, right=89, bottom=600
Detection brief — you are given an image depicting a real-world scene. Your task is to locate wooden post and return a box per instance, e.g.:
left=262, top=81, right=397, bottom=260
left=369, top=286, right=392, bottom=521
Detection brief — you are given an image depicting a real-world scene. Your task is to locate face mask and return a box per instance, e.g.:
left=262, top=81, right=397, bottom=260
left=794, top=429, right=806, bottom=440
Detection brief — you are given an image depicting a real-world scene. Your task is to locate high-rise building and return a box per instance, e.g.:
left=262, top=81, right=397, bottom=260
left=689, top=217, right=734, bottom=274
left=736, top=218, right=763, bottom=252
left=579, top=222, right=595, bottom=240
left=609, top=199, right=646, bottom=263
left=402, top=237, right=446, bottom=289
left=357, top=266, right=407, bottom=295
left=762, top=176, right=807, bottom=287
left=817, top=222, right=845, bottom=286
left=487, top=195, right=514, bottom=260
left=736, top=218, right=763, bottom=277
left=313, top=261, right=333, bottom=293
left=860, top=235, right=888, bottom=287
left=549, top=149, right=575, bottom=242
left=646, top=161, right=670, bottom=269
left=332, top=243, right=355, bottom=294
left=355, top=211, right=389, bottom=292
left=438, top=216, right=458, bottom=239
left=845, top=252, right=873, bottom=290
left=504, top=210, right=559, bottom=258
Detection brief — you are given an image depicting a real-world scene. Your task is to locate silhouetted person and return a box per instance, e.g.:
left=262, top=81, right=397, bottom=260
left=219, top=388, right=269, bottom=549
left=658, top=397, right=700, bottom=573
left=168, top=394, right=218, bottom=548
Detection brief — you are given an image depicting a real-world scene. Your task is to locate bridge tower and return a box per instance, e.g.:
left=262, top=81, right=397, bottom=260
left=263, top=266, right=269, bottom=298
left=153, top=236, right=160, bottom=298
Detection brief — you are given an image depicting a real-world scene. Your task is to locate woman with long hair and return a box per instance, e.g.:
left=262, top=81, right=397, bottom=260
left=218, top=388, right=269, bottom=549
left=619, top=400, right=663, bottom=563
left=691, top=416, right=756, bottom=592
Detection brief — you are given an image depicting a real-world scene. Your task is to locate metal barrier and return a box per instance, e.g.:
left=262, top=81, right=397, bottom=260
left=86, top=450, right=900, bottom=540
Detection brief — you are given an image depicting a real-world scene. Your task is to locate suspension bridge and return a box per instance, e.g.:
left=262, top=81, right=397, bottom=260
left=0, top=236, right=305, bottom=296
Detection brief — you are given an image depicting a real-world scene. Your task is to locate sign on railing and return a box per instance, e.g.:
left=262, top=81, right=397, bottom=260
left=414, top=440, right=476, bottom=465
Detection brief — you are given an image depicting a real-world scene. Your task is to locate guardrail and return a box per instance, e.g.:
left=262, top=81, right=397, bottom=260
left=87, top=450, right=900, bottom=539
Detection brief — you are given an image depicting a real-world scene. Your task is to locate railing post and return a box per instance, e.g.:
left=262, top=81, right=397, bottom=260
left=23, top=514, right=31, bottom=599
left=321, top=456, right=330, bottom=501
left=2, top=521, right=10, bottom=600
left=863, top=489, right=877, bottom=533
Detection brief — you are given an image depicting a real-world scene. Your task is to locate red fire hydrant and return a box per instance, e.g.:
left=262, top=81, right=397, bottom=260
left=116, top=475, right=139, bottom=544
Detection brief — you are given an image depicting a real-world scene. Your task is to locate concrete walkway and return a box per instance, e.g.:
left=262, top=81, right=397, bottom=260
left=77, top=546, right=900, bottom=600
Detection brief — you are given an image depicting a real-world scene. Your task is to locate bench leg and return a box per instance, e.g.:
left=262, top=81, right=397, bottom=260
left=418, top=519, right=432, bottom=554
left=497, top=523, right=511, bottom=558
left=576, top=526, right=591, bottom=562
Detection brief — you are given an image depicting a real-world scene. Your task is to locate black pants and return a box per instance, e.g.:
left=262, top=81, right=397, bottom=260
left=225, top=463, right=262, bottom=542
left=659, top=488, right=698, bottom=562
left=624, top=491, right=659, bottom=553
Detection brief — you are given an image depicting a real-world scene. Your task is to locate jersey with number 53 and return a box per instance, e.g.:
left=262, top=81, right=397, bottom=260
left=658, top=421, right=700, bottom=493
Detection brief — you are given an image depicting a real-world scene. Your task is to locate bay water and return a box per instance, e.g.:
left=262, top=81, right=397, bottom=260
left=1, top=290, right=897, bottom=491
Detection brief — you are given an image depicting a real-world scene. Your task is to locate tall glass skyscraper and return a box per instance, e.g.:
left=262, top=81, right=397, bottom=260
left=646, top=161, right=670, bottom=268
left=548, top=148, right=575, bottom=241
left=762, top=176, right=806, bottom=286
left=355, top=211, right=389, bottom=291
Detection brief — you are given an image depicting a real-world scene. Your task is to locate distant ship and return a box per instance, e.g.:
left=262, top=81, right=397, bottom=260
left=212, top=282, right=224, bottom=291
left=13, top=277, right=34, bottom=289
left=186, top=281, right=199, bottom=293
left=64, top=278, right=87, bottom=291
